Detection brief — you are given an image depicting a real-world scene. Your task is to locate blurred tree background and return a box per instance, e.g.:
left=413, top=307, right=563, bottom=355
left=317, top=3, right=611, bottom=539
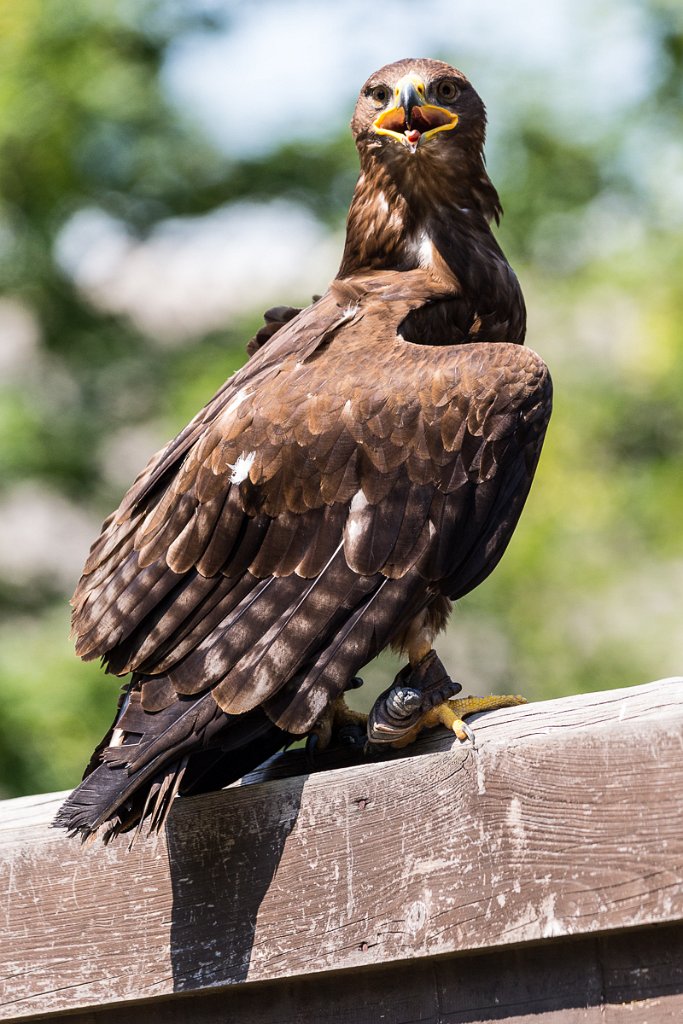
left=0, top=0, right=682, bottom=797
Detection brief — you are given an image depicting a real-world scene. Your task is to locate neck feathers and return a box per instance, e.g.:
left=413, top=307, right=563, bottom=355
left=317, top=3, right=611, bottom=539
left=338, top=163, right=413, bottom=277
left=338, top=151, right=503, bottom=283
left=337, top=151, right=525, bottom=345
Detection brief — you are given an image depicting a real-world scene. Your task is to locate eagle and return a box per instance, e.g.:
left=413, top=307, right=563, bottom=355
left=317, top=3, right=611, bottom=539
left=55, top=58, right=551, bottom=841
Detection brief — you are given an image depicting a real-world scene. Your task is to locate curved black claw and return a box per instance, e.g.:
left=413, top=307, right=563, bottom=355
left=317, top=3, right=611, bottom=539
left=345, top=676, right=364, bottom=691
left=305, top=732, right=319, bottom=769
left=336, top=722, right=367, bottom=753
left=363, top=739, right=385, bottom=759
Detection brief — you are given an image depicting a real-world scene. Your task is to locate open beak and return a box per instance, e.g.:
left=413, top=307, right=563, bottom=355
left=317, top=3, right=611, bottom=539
left=373, top=73, right=458, bottom=154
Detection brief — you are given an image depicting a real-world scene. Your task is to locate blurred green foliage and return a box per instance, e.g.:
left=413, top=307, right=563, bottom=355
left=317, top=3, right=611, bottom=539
left=1, top=1, right=682, bottom=798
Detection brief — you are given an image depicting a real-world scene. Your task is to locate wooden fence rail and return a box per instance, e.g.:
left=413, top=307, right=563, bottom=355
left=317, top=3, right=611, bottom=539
left=1, top=678, right=683, bottom=1022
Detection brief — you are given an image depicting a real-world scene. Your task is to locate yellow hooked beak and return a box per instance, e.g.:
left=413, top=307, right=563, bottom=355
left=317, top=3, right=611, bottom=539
left=373, top=73, right=458, bottom=153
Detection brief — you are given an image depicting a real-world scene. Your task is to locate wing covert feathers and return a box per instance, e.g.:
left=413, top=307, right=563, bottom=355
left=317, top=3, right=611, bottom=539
left=61, top=268, right=551, bottom=839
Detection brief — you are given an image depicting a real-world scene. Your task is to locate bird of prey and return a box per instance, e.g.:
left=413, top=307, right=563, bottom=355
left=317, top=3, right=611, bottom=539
left=55, top=57, right=552, bottom=841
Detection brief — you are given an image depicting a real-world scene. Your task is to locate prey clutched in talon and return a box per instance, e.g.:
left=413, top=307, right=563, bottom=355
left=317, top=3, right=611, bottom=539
left=367, top=640, right=528, bottom=751
left=367, top=650, right=462, bottom=747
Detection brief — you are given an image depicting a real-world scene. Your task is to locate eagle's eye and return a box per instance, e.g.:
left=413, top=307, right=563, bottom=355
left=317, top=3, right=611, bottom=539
left=435, top=79, right=459, bottom=103
left=369, top=84, right=390, bottom=107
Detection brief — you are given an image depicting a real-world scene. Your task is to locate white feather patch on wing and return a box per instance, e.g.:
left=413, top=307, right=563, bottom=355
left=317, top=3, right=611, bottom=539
left=229, top=451, right=256, bottom=484
left=110, top=728, right=125, bottom=748
left=346, top=488, right=370, bottom=544
left=223, top=387, right=251, bottom=420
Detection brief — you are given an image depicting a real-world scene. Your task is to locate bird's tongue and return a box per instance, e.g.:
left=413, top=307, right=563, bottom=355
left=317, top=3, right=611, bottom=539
left=373, top=102, right=458, bottom=151
left=404, top=107, right=438, bottom=146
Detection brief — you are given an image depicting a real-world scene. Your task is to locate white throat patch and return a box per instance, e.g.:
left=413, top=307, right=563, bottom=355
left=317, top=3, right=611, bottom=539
left=417, top=231, right=435, bottom=268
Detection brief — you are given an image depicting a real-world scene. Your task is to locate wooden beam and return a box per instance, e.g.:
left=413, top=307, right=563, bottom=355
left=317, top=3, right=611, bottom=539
left=1, top=678, right=682, bottom=1020
left=56, top=924, right=683, bottom=1024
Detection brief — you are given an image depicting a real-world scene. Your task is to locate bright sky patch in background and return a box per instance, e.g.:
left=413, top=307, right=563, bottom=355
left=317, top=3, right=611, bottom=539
left=163, top=0, right=653, bottom=157
left=55, top=0, right=659, bottom=345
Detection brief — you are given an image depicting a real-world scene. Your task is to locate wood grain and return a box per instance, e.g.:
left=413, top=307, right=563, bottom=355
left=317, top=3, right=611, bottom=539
left=1, top=678, right=682, bottom=1020
left=47, top=924, right=683, bottom=1024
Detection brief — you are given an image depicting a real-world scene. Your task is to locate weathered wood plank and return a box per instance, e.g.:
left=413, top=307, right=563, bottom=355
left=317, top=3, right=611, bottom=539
left=32, top=925, right=683, bottom=1023
left=235, top=674, right=683, bottom=786
left=1, top=678, right=682, bottom=1020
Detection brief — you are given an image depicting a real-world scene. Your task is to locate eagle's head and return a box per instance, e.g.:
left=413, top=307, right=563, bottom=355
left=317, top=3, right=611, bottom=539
left=340, top=58, right=502, bottom=275
left=352, top=57, right=489, bottom=188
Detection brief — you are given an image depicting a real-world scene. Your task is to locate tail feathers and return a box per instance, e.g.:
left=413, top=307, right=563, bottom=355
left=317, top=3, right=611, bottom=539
left=53, top=757, right=150, bottom=842
left=100, top=688, right=224, bottom=774
left=133, top=755, right=189, bottom=844
left=53, top=744, right=194, bottom=843
left=53, top=692, right=291, bottom=842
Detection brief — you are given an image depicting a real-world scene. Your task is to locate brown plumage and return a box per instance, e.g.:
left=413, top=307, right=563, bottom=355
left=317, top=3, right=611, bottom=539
left=55, top=58, right=551, bottom=841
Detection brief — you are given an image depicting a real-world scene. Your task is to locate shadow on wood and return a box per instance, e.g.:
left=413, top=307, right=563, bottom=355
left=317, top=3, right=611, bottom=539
left=54, top=923, right=683, bottom=1023
left=167, top=773, right=306, bottom=988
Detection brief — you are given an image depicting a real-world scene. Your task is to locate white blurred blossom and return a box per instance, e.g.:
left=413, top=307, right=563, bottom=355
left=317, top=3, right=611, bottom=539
left=55, top=201, right=340, bottom=344
left=0, top=484, right=99, bottom=592
left=99, top=423, right=169, bottom=491
left=0, top=299, right=41, bottom=380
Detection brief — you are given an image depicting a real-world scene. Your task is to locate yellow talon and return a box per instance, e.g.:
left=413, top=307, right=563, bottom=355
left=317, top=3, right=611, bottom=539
left=442, top=693, right=526, bottom=736
left=392, top=693, right=526, bottom=747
